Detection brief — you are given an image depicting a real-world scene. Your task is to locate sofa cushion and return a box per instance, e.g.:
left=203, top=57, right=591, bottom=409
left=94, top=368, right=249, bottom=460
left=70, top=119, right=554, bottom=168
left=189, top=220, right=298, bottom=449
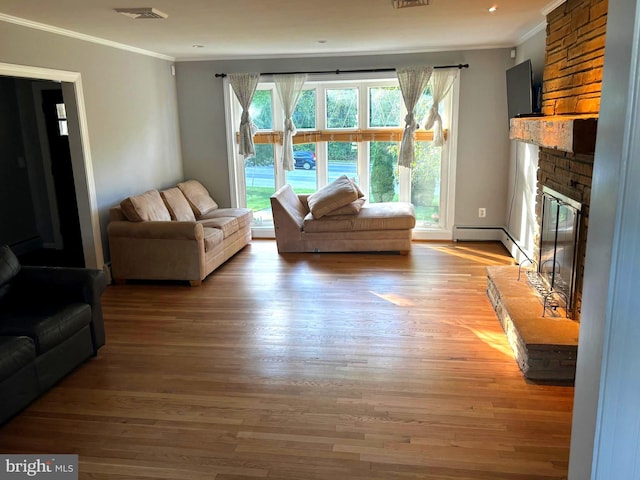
left=303, top=202, right=416, bottom=233
left=0, top=336, right=36, bottom=380
left=0, top=303, right=92, bottom=354
left=177, top=180, right=218, bottom=217
left=160, top=187, right=197, bottom=222
left=325, top=198, right=366, bottom=216
left=120, top=190, right=171, bottom=222
left=0, top=245, right=20, bottom=302
left=198, top=217, right=239, bottom=239
left=198, top=208, right=253, bottom=230
left=202, top=227, right=224, bottom=253
left=307, top=175, right=359, bottom=219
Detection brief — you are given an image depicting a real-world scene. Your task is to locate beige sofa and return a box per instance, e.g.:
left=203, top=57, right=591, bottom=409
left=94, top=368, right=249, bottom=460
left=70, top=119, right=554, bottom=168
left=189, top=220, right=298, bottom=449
left=108, top=180, right=252, bottom=286
left=270, top=177, right=415, bottom=254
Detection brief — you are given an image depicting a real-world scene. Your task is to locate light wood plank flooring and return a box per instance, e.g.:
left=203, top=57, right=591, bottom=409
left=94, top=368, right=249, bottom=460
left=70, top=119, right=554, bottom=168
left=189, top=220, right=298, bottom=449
left=0, top=240, right=574, bottom=480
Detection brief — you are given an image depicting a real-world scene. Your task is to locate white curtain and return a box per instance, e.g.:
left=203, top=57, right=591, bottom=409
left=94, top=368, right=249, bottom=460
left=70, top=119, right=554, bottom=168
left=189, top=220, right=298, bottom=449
left=275, top=74, right=307, bottom=171
left=424, top=69, right=457, bottom=147
left=229, top=72, right=260, bottom=158
left=397, top=65, right=433, bottom=168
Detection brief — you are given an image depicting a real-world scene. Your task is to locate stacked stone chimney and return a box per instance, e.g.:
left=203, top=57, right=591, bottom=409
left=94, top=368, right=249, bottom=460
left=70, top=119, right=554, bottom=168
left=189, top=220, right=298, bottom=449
left=535, top=0, right=607, bottom=320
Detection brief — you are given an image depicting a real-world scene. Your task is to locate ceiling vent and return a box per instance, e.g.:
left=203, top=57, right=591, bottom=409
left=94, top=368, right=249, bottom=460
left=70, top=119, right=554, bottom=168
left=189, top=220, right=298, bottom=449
left=391, top=0, right=430, bottom=8
left=114, top=7, right=168, bottom=19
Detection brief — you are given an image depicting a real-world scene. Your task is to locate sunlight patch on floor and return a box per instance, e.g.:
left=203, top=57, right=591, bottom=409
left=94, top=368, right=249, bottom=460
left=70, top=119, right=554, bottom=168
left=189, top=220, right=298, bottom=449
left=464, top=326, right=515, bottom=358
left=427, top=244, right=513, bottom=266
left=369, top=291, right=416, bottom=306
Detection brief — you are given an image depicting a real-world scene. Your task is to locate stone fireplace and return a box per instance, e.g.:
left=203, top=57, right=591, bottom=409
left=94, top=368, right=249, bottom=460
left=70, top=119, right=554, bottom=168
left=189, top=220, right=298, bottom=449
left=487, top=0, right=606, bottom=382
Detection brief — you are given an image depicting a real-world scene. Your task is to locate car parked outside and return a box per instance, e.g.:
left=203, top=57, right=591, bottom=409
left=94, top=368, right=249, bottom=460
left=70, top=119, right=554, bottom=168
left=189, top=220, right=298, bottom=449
left=293, top=151, right=316, bottom=170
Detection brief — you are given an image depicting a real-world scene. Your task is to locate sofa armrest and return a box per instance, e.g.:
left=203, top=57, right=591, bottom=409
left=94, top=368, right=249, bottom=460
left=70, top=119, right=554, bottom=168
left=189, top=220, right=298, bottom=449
left=107, top=221, right=204, bottom=240
left=11, top=267, right=107, bottom=352
left=107, top=221, right=207, bottom=283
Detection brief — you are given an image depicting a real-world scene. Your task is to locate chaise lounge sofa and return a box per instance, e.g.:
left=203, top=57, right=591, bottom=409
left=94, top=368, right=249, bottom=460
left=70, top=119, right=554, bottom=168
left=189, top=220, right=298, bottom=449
left=0, top=244, right=107, bottom=424
left=108, top=180, right=252, bottom=286
left=270, top=176, right=415, bottom=254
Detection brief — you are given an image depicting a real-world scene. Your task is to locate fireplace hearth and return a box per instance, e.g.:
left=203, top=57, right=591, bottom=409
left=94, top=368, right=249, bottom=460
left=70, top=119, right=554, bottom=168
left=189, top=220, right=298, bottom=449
left=487, top=265, right=579, bottom=382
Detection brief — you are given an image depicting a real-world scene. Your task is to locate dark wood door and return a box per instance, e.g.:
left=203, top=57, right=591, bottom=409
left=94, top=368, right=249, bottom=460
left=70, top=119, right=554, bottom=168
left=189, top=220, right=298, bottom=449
left=41, top=89, right=85, bottom=267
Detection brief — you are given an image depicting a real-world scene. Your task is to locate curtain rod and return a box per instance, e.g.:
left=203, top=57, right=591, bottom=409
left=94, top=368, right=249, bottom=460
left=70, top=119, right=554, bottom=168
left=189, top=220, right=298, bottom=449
left=214, top=64, right=469, bottom=78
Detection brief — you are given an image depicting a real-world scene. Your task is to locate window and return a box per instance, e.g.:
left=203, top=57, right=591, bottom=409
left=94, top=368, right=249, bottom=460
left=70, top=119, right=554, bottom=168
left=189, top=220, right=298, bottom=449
left=56, top=103, right=68, bottom=136
left=226, top=74, right=458, bottom=239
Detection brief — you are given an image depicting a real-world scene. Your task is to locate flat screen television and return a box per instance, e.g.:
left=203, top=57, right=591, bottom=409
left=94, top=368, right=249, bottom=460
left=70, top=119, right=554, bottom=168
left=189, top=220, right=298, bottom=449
left=506, top=59, right=535, bottom=119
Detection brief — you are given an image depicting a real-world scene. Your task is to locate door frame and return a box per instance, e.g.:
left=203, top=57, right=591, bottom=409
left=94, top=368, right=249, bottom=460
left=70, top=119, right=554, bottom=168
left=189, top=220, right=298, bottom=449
left=0, top=62, right=103, bottom=269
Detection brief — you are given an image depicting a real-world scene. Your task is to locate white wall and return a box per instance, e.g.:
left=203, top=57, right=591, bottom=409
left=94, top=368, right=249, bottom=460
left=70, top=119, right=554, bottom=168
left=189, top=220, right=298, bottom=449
left=0, top=20, right=184, bottom=261
left=503, top=28, right=546, bottom=262
left=175, top=48, right=514, bottom=227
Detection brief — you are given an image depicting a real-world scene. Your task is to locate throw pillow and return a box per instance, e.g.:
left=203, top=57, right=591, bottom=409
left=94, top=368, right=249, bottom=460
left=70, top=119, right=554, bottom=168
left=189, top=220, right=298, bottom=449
left=120, top=189, right=171, bottom=222
left=325, top=197, right=366, bottom=216
left=160, top=188, right=197, bottom=222
left=307, top=175, right=358, bottom=219
left=350, top=179, right=365, bottom=198
left=177, top=180, right=219, bottom=217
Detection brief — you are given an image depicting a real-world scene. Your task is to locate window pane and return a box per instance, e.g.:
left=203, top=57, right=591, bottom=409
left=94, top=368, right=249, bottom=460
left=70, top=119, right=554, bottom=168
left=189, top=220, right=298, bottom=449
left=245, top=143, right=275, bottom=226
left=250, top=90, right=273, bottom=130
left=328, top=142, right=358, bottom=184
left=369, top=87, right=402, bottom=127
left=55, top=103, right=66, bottom=119
left=326, top=88, right=358, bottom=129
left=412, top=141, right=441, bottom=227
left=285, top=144, right=317, bottom=194
left=369, top=142, right=399, bottom=202
left=58, top=120, right=68, bottom=136
left=293, top=90, right=316, bottom=129
left=414, top=87, right=433, bottom=127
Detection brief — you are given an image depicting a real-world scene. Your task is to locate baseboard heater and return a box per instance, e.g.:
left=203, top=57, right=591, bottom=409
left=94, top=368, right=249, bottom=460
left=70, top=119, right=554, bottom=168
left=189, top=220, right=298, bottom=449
left=453, top=225, right=533, bottom=265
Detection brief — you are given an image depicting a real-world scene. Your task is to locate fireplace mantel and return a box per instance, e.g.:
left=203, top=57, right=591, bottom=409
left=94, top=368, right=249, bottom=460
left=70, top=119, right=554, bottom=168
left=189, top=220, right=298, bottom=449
left=510, top=115, right=598, bottom=155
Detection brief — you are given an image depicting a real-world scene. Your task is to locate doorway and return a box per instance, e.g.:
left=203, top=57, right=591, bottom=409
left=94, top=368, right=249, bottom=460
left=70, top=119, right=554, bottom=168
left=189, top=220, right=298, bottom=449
left=0, top=62, right=103, bottom=269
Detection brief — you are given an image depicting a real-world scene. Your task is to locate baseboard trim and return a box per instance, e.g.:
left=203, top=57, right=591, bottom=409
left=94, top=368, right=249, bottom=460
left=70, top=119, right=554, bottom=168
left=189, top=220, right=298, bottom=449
left=454, top=226, right=533, bottom=265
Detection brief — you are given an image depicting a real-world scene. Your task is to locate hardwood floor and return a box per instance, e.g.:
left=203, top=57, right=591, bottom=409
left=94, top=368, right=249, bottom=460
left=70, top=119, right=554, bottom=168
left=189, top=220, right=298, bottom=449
left=0, top=240, right=574, bottom=480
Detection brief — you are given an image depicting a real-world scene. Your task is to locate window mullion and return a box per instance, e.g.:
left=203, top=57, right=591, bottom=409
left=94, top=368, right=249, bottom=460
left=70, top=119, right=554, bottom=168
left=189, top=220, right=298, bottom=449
left=316, top=86, right=328, bottom=187
left=271, top=86, right=287, bottom=188
left=357, top=83, right=368, bottom=188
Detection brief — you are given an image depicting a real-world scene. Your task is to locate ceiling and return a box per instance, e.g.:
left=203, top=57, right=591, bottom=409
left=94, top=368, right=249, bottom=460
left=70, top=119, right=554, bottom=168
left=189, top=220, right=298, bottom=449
left=0, top=0, right=556, bottom=61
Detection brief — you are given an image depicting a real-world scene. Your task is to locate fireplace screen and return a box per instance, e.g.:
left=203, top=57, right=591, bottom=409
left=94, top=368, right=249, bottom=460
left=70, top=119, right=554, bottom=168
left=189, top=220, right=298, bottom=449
left=538, top=187, right=582, bottom=315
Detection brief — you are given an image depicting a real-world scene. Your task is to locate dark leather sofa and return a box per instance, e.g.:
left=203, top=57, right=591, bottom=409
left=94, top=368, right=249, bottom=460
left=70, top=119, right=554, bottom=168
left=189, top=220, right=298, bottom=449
left=0, top=244, right=107, bottom=424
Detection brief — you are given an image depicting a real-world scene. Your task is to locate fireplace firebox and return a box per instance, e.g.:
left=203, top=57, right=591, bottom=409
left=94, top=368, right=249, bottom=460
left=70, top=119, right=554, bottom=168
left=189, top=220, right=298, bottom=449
left=534, top=186, right=582, bottom=317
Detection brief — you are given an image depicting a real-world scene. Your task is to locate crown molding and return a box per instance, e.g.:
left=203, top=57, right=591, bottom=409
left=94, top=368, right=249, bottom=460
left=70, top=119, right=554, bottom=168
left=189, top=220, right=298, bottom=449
left=518, top=21, right=547, bottom=45
left=0, top=13, right=175, bottom=62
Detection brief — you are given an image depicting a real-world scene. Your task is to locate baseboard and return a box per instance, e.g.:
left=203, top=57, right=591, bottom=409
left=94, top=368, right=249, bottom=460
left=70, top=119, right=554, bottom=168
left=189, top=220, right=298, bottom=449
left=251, top=227, right=275, bottom=239
left=453, top=226, right=503, bottom=242
left=500, top=231, right=534, bottom=266
left=454, top=226, right=534, bottom=266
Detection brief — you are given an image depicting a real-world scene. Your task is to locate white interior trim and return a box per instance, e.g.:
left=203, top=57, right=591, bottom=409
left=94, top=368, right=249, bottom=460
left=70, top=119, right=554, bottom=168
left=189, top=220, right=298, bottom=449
left=0, top=13, right=174, bottom=62
left=0, top=62, right=104, bottom=269
left=518, top=21, right=547, bottom=45
left=541, top=0, right=567, bottom=16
